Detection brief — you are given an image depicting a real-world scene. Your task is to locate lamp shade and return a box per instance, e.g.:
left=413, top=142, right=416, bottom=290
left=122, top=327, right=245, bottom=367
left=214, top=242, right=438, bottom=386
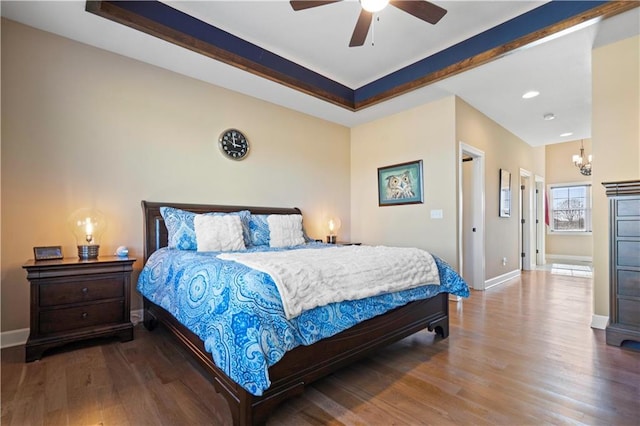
left=68, top=208, right=107, bottom=259
left=326, top=216, right=342, bottom=244
left=327, top=217, right=342, bottom=235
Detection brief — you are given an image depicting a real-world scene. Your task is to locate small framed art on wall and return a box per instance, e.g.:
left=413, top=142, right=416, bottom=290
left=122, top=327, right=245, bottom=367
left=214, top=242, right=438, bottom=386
left=378, top=160, right=424, bottom=206
left=499, top=168, right=511, bottom=217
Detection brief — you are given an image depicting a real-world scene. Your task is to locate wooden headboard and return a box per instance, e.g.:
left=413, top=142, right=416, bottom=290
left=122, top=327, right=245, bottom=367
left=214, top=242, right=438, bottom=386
left=141, top=201, right=302, bottom=262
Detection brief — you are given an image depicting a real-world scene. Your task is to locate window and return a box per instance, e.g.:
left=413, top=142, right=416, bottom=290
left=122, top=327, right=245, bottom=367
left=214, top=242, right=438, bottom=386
left=548, top=184, right=592, bottom=233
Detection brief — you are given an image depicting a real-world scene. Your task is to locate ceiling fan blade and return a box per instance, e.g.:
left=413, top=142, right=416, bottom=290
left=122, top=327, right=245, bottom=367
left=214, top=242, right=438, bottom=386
left=390, top=1, right=447, bottom=24
left=349, top=9, right=373, bottom=47
left=289, top=1, right=342, bottom=11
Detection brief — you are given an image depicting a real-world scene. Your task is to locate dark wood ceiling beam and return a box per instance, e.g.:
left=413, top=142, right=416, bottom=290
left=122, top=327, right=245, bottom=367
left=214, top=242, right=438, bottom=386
left=85, top=1, right=356, bottom=111
left=86, top=1, right=639, bottom=113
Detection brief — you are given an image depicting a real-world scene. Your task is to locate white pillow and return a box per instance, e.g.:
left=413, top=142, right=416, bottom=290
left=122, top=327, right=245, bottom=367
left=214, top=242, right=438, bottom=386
left=194, top=214, right=246, bottom=252
left=268, top=214, right=305, bottom=248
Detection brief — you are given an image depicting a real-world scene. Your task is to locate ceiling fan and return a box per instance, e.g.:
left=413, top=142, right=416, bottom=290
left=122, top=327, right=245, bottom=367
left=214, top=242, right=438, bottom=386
left=289, top=0, right=447, bottom=47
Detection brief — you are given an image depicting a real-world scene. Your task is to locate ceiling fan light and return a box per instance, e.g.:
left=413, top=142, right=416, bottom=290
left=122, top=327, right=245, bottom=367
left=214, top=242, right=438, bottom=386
left=360, top=0, right=389, bottom=13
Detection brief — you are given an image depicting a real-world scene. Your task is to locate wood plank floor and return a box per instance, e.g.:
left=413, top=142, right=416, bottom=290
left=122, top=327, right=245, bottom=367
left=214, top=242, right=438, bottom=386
left=2, top=269, right=639, bottom=425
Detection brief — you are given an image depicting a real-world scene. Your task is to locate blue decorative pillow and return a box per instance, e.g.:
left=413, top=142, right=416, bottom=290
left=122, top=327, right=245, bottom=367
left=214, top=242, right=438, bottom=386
left=248, top=214, right=270, bottom=246
left=247, top=213, right=314, bottom=246
left=160, top=206, right=250, bottom=250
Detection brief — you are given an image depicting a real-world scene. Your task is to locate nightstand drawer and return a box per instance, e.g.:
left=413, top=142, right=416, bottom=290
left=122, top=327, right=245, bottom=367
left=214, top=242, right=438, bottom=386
left=39, top=300, right=125, bottom=334
left=39, top=277, right=124, bottom=306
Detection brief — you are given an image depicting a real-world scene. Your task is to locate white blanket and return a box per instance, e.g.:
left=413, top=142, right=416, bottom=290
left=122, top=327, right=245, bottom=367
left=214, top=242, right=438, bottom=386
left=217, top=245, right=440, bottom=319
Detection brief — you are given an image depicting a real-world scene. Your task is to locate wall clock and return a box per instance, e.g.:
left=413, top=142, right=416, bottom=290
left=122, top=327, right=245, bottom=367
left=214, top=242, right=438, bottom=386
left=218, top=128, right=249, bottom=160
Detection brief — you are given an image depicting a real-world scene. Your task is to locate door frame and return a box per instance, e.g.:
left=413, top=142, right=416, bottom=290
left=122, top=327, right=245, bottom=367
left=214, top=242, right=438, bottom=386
left=519, top=168, right=535, bottom=271
left=535, top=175, right=546, bottom=266
left=458, top=142, right=486, bottom=290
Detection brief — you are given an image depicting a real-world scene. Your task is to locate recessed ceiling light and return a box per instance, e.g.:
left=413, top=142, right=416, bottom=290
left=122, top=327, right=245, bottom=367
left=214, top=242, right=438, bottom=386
left=543, top=113, right=555, bottom=121
left=522, top=90, right=540, bottom=99
left=560, top=132, right=573, bottom=137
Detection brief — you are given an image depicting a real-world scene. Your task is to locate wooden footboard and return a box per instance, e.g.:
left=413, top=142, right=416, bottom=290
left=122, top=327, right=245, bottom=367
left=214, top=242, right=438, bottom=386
left=139, top=200, right=450, bottom=425
left=143, top=292, right=448, bottom=426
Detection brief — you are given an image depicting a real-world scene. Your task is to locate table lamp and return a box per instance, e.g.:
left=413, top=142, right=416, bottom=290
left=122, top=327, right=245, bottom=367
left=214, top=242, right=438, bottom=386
left=68, top=208, right=106, bottom=259
left=326, top=217, right=341, bottom=244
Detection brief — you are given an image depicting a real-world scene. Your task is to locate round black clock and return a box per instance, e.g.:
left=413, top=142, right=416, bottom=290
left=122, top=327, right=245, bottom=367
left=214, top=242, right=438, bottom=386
left=218, top=128, right=249, bottom=160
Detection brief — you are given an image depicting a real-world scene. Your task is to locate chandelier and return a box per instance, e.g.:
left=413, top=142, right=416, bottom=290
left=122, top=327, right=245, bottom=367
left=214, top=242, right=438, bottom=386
left=572, top=140, right=592, bottom=176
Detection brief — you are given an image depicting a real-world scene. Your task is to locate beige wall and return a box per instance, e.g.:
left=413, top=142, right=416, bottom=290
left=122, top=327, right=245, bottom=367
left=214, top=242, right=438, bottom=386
left=532, top=146, right=546, bottom=178
left=592, top=35, right=640, bottom=317
left=350, top=97, right=458, bottom=266
left=454, top=98, right=540, bottom=280
left=1, top=20, right=351, bottom=332
left=544, top=139, right=593, bottom=258
left=350, top=96, right=540, bottom=281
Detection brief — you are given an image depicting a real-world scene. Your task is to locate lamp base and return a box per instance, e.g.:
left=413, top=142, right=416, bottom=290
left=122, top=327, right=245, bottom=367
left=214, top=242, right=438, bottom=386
left=327, top=235, right=336, bottom=244
left=77, top=245, right=100, bottom=260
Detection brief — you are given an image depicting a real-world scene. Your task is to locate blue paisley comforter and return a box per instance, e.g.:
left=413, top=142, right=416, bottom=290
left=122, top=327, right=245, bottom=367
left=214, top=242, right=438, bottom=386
left=137, top=243, right=469, bottom=396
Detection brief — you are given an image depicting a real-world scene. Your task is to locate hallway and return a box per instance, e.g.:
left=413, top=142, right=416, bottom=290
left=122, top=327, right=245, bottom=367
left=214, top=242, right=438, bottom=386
left=537, top=259, right=593, bottom=278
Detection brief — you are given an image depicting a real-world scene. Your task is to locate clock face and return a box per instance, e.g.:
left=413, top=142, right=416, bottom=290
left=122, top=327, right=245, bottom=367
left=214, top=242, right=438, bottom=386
left=218, top=129, right=249, bottom=160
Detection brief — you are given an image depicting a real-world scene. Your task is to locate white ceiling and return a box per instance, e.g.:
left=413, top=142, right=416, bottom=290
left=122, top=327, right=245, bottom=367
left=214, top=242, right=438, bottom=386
left=2, top=1, right=639, bottom=146
left=168, top=1, right=545, bottom=88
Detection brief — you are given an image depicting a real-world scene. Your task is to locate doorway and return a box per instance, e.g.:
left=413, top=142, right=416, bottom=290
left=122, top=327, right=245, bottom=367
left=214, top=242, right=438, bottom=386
left=459, top=142, right=485, bottom=290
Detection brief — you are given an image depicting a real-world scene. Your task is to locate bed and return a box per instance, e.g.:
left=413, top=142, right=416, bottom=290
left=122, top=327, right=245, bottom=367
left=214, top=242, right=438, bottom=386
left=138, top=200, right=469, bottom=425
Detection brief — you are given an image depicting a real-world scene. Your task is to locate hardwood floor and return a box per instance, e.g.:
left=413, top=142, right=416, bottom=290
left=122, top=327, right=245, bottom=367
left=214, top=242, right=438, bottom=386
left=2, top=269, right=638, bottom=425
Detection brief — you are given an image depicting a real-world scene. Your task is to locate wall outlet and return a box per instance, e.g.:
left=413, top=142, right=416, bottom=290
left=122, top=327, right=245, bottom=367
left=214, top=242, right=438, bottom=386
left=430, top=209, right=443, bottom=219
left=502, top=257, right=507, bottom=266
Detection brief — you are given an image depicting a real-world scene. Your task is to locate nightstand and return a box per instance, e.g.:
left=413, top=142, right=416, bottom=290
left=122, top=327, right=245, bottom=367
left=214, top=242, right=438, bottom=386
left=22, top=256, right=135, bottom=362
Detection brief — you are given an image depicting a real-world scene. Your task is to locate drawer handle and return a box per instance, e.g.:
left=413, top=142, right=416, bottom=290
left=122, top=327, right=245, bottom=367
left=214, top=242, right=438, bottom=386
left=81, top=287, right=89, bottom=294
left=81, top=312, right=88, bottom=319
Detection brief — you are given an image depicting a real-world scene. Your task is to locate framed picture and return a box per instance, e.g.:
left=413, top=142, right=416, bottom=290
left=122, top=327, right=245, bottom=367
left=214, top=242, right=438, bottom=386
left=499, top=168, right=511, bottom=217
left=378, top=160, right=424, bottom=206
left=33, top=245, right=63, bottom=261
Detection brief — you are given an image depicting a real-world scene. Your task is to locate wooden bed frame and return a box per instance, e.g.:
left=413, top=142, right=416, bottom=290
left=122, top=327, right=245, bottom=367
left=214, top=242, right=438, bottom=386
left=140, top=200, right=450, bottom=425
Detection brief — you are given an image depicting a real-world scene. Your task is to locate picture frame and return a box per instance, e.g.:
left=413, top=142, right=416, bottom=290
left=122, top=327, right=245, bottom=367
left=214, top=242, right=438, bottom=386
left=33, top=245, right=63, bottom=261
left=499, top=168, right=511, bottom=217
left=378, top=160, right=424, bottom=206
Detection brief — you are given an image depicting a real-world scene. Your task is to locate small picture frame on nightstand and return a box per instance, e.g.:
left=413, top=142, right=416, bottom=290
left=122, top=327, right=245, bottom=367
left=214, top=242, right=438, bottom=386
left=33, top=246, right=63, bottom=261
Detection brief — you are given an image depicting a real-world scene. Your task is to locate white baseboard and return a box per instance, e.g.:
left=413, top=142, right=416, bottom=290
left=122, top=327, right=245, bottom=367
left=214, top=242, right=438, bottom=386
left=591, top=314, right=609, bottom=330
left=1, top=309, right=145, bottom=349
left=0, top=328, right=30, bottom=349
left=546, top=254, right=593, bottom=263
left=130, top=309, right=144, bottom=325
left=484, top=269, right=520, bottom=290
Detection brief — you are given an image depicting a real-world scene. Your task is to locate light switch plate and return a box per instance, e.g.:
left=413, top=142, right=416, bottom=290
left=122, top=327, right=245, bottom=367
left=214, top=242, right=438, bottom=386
left=430, top=209, right=443, bottom=219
